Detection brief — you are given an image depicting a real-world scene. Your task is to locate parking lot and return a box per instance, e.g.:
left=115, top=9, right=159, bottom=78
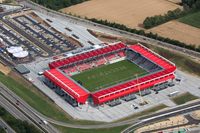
left=0, top=9, right=88, bottom=64
left=0, top=21, right=42, bottom=64
left=12, top=14, right=80, bottom=53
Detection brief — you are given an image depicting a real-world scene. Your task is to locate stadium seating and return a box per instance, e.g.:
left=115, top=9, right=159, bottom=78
left=77, top=63, right=92, bottom=71
left=96, top=57, right=107, bottom=66
left=105, top=53, right=117, bottom=61
left=49, top=43, right=126, bottom=69
left=118, top=51, right=125, bottom=57
left=62, top=65, right=78, bottom=75
left=126, top=49, right=162, bottom=72
left=92, top=44, right=176, bottom=105
left=45, top=43, right=176, bottom=106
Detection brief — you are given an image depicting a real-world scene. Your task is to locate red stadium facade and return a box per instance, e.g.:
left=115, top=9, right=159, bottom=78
left=44, top=42, right=176, bottom=106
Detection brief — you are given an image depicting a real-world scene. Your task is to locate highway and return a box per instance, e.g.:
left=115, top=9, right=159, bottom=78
left=3, top=76, right=200, bottom=130
left=0, top=118, right=16, bottom=133
left=21, top=0, right=200, bottom=61
left=0, top=82, right=59, bottom=133
left=0, top=94, right=29, bottom=121
left=2, top=78, right=199, bottom=131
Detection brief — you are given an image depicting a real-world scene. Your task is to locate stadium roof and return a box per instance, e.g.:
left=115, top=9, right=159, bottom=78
left=43, top=69, right=89, bottom=103
left=49, top=42, right=126, bottom=69
left=92, top=44, right=176, bottom=104
left=92, top=67, right=176, bottom=104
left=14, top=65, right=30, bottom=74
left=129, top=44, right=175, bottom=69
left=45, top=42, right=176, bottom=105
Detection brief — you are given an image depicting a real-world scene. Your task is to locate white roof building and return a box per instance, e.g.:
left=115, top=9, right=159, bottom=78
left=6, top=46, right=29, bottom=58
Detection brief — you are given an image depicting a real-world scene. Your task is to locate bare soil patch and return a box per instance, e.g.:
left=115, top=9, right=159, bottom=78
left=0, top=63, right=11, bottom=75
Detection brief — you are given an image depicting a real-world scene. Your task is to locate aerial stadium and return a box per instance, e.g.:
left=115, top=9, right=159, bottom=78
left=43, top=42, right=176, bottom=107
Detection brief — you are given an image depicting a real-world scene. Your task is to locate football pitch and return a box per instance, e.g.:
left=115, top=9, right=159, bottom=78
left=71, top=60, right=147, bottom=92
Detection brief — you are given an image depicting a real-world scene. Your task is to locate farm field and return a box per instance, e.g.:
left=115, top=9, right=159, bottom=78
left=148, top=21, right=200, bottom=46
left=71, top=60, right=146, bottom=92
left=61, top=0, right=181, bottom=28
left=179, top=11, right=200, bottom=28
left=166, top=0, right=181, bottom=4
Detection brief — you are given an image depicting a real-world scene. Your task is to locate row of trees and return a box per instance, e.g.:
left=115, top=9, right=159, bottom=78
left=182, top=0, right=200, bottom=8
left=31, top=0, right=87, bottom=10
left=0, top=106, right=42, bottom=133
left=143, top=0, right=200, bottom=29
left=143, top=8, right=186, bottom=29
left=88, top=18, right=200, bottom=53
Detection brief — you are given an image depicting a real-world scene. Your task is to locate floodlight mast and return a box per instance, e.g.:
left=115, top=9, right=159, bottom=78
left=136, top=74, right=144, bottom=105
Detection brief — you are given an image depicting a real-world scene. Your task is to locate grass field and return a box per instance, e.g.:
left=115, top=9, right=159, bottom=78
left=0, top=71, right=105, bottom=125
left=0, top=72, right=72, bottom=122
left=179, top=11, right=200, bottom=28
left=72, top=60, right=146, bottom=92
left=151, top=46, right=200, bottom=76
left=172, top=92, right=199, bottom=105
left=54, top=125, right=129, bottom=133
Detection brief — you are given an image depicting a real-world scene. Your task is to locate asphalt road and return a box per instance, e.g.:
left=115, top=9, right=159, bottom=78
left=0, top=118, right=16, bottom=133
left=121, top=103, right=200, bottom=133
left=0, top=94, right=29, bottom=121
left=0, top=82, right=59, bottom=133
left=2, top=78, right=200, bottom=131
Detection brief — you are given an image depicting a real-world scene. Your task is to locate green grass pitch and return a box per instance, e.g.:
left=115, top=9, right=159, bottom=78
left=71, top=60, right=147, bottom=92
left=179, top=11, right=200, bottom=28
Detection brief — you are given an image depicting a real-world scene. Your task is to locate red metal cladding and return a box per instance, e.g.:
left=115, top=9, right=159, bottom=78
left=92, top=69, right=175, bottom=104
left=43, top=69, right=89, bottom=104
left=91, top=44, right=176, bottom=105
left=49, top=42, right=126, bottom=69
left=46, top=43, right=176, bottom=105
left=129, top=45, right=174, bottom=69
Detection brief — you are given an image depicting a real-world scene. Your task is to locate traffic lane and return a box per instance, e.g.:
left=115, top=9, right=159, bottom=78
left=140, top=101, right=200, bottom=120
left=0, top=84, right=59, bottom=133
left=0, top=91, right=45, bottom=132
left=122, top=104, right=200, bottom=133
left=0, top=118, right=16, bottom=133
left=0, top=94, right=28, bottom=121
